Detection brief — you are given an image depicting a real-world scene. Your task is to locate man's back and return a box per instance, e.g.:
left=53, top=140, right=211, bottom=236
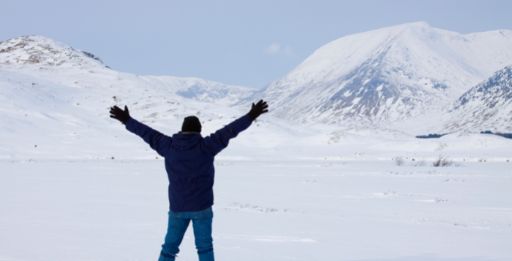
left=166, top=133, right=215, bottom=212
left=125, top=114, right=253, bottom=211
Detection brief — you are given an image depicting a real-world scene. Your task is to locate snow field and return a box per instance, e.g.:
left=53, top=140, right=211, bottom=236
left=1, top=159, right=511, bottom=261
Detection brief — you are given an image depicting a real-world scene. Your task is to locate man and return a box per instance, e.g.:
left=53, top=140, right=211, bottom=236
left=109, top=100, right=269, bottom=261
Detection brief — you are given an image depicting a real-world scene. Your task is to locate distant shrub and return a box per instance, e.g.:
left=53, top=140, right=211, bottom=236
left=433, top=156, right=453, bottom=167
left=394, top=157, right=405, bottom=166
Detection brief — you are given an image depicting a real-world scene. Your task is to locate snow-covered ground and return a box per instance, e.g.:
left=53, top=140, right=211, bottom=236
left=1, top=158, right=511, bottom=261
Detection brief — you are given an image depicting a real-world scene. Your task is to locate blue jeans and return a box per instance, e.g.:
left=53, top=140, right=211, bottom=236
left=158, top=207, right=214, bottom=261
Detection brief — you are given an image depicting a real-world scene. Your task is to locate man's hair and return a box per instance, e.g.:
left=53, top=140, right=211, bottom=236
left=181, top=116, right=202, bottom=133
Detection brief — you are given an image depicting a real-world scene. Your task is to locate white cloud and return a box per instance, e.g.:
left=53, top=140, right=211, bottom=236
left=264, top=42, right=293, bottom=56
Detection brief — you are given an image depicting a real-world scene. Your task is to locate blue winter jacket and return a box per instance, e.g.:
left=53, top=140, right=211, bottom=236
left=125, top=114, right=253, bottom=212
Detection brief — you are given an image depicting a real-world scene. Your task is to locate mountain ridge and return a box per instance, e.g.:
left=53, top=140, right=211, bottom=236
left=0, top=35, right=108, bottom=69
left=1, top=23, right=512, bottom=160
left=263, top=22, right=512, bottom=129
left=444, top=65, right=512, bottom=132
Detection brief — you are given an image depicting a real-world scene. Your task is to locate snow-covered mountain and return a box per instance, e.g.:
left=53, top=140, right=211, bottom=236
left=263, top=22, right=512, bottom=128
left=2, top=26, right=512, bottom=160
left=0, top=35, right=264, bottom=159
left=0, top=35, right=107, bottom=68
left=0, top=35, right=255, bottom=105
left=444, top=65, right=512, bottom=132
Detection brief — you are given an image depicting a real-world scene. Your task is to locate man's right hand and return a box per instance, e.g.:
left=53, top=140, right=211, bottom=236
left=110, top=105, right=130, bottom=124
left=248, top=100, right=269, bottom=120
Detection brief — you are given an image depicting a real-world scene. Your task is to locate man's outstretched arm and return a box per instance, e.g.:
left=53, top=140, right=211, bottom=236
left=204, top=100, right=268, bottom=155
left=110, top=105, right=172, bottom=157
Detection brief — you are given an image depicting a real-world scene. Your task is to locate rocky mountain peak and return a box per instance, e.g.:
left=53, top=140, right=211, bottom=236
left=0, top=35, right=107, bottom=68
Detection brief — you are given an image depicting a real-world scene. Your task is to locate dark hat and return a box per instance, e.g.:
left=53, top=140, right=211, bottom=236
left=181, top=116, right=202, bottom=133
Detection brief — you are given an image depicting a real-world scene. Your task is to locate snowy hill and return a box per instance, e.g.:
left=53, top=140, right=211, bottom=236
left=263, top=22, right=512, bottom=128
left=0, top=35, right=107, bottom=68
left=0, top=35, right=263, bottom=159
left=0, top=35, right=255, bottom=105
left=444, top=65, right=512, bottom=132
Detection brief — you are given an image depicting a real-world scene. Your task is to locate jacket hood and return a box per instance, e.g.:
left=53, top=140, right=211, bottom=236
left=171, top=132, right=203, bottom=151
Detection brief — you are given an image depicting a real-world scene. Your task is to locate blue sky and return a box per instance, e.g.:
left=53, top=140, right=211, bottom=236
left=2, top=0, right=511, bottom=88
